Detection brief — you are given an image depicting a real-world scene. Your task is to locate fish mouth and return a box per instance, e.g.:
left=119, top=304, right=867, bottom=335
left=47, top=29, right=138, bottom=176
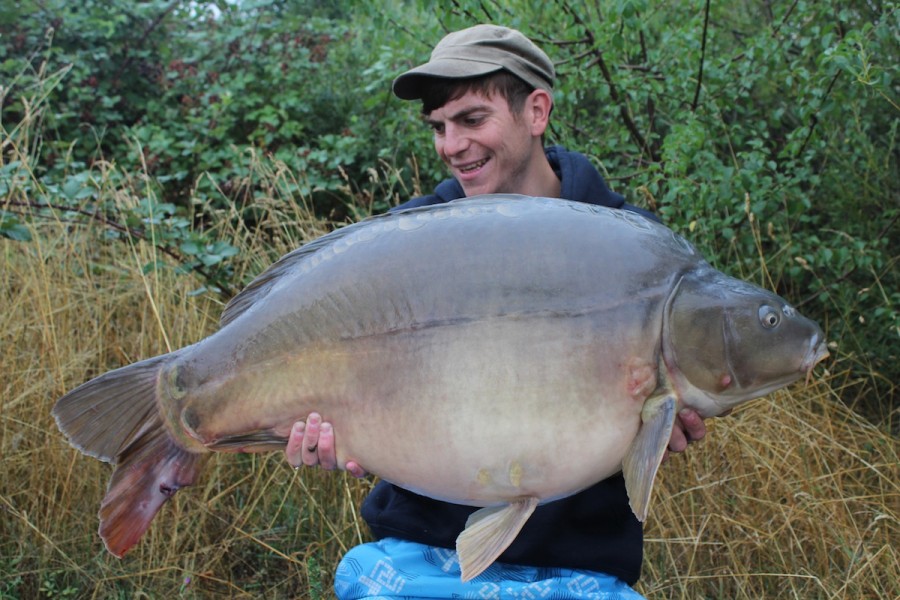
left=803, top=335, right=830, bottom=371
left=802, top=335, right=830, bottom=384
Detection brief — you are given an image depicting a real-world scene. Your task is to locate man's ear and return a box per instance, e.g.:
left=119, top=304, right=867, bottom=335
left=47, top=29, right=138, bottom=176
left=527, top=89, right=553, bottom=137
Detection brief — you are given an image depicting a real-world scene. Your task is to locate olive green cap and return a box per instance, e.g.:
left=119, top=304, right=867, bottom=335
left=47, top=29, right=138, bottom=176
left=392, top=24, right=555, bottom=100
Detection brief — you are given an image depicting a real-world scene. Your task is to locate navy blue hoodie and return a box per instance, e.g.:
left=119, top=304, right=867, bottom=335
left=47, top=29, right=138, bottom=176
left=393, top=145, right=657, bottom=223
left=362, top=146, right=651, bottom=585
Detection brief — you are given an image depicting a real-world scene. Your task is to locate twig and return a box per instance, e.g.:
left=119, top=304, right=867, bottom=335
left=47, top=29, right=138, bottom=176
left=794, top=70, right=841, bottom=158
left=111, top=1, right=181, bottom=84
left=875, top=211, right=900, bottom=245
left=796, top=265, right=857, bottom=308
left=691, top=0, right=711, bottom=112
left=729, top=0, right=800, bottom=64
left=559, top=5, right=658, bottom=161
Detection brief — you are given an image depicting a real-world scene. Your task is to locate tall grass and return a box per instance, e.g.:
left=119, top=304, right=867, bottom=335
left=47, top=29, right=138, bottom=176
left=2, top=143, right=898, bottom=598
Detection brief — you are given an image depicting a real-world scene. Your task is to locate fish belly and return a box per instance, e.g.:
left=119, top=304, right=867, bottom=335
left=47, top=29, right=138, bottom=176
left=183, top=312, right=647, bottom=508
left=348, top=319, right=644, bottom=505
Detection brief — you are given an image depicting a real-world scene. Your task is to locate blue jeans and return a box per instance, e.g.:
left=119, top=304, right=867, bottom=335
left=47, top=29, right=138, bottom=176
left=334, top=538, right=645, bottom=599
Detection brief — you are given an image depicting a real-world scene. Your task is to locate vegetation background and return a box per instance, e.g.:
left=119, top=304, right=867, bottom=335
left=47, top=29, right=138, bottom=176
left=1, top=0, right=896, bottom=598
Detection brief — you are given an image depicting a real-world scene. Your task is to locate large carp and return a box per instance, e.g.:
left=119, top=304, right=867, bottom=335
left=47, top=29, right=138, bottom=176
left=53, top=195, right=827, bottom=581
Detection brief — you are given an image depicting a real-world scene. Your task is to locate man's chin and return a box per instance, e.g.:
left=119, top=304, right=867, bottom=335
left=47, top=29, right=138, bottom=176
left=460, top=183, right=496, bottom=198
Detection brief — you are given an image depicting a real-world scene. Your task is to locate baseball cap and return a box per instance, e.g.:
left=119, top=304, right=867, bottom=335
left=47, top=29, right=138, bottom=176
left=392, top=24, right=555, bottom=100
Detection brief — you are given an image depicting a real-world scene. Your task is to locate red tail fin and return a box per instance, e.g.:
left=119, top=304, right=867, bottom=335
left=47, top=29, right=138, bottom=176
left=100, top=421, right=208, bottom=557
left=53, top=352, right=208, bottom=556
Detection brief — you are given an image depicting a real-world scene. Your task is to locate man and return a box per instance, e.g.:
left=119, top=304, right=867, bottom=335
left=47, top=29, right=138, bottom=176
left=286, top=25, right=706, bottom=598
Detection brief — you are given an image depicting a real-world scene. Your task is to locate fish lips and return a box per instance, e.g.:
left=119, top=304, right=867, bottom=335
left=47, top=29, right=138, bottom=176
left=801, top=336, right=830, bottom=384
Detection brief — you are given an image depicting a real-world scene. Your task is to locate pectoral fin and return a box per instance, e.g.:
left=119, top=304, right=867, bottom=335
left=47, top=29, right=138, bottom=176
left=456, top=497, right=539, bottom=582
left=622, top=393, right=677, bottom=522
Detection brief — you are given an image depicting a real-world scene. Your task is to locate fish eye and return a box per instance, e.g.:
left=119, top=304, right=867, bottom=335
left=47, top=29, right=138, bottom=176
left=759, top=305, right=781, bottom=329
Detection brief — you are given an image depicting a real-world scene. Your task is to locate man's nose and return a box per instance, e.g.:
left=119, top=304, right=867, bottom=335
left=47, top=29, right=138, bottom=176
left=441, top=125, right=469, bottom=156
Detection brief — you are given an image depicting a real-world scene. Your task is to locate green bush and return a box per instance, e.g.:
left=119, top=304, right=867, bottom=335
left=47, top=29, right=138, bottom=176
left=1, top=0, right=896, bottom=420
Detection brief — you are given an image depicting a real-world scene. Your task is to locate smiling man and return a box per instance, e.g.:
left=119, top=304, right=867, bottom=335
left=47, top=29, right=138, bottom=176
left=418, top=77, right=560, bottom=199
left=286, top=24, right=706, bottom=599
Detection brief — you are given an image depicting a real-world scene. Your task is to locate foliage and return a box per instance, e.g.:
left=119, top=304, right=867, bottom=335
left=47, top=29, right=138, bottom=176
left=1, top=4, right=897, bottom=390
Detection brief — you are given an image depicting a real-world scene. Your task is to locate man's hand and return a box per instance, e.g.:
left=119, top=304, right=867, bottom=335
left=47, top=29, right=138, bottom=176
left=666, top=408, right=707, bottom=457
left=669, top=408, right=706, bottom=453
left=285, top=413, right=366, bottom=478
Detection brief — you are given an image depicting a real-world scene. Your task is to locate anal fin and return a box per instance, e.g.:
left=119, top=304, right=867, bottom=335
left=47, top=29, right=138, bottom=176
left=456, top=497, right=539, bottom=582
left=622, top=393, right=677, bottom=522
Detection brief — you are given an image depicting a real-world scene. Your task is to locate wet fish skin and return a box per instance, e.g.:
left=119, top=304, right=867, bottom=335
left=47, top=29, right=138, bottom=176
left=52, top=195, right=827, bottom=580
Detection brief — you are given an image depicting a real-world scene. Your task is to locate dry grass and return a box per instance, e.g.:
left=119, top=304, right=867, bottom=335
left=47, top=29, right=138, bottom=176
left=643, top=388, right=898, bottom=598
left=1, top=164, right=897, bottom=599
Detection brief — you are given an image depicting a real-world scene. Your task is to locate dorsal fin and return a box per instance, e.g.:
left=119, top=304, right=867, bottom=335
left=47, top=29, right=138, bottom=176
left=220, top=198, right=542, bottom=327
left=220, top=218, right=380, bottom=327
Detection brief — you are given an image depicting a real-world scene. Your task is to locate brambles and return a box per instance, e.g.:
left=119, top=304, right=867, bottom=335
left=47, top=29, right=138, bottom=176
left=3, top=1, right=895, bottom=418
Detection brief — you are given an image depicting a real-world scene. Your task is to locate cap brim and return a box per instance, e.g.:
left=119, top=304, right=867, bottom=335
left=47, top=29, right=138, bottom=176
left=392, top=59, right=503, bottom=100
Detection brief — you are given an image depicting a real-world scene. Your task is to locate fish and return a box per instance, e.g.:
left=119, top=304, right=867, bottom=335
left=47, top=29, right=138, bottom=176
left=53, top=194, right=828, bottom=581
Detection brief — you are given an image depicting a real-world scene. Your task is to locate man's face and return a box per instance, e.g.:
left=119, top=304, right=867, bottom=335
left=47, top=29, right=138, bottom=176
left=425, top=90, right=538, bottom=197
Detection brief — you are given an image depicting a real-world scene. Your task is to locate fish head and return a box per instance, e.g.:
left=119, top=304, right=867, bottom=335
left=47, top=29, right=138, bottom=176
left=663, top=268, right=828, bottom=417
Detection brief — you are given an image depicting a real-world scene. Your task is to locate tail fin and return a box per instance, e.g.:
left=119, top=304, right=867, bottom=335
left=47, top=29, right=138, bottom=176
left=99, top=418, right=208, bottom=556
left=52, top=353, right=208, bottom=556
left=53, top=355, right=171, bottom=462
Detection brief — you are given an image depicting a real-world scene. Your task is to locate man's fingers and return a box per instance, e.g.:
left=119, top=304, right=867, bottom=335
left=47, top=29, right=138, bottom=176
left=667, top=409, right=707, bottom=454
left=286, top=421, right=305, bottom=468
left=345, top=461, right=367, bottom=478
left=285, top=413, right=365, bottom=476
left=679, top=409, right=707, bottom=443
left=316, top=423, right=337, bottom=470
left=668, top=424, right=688, bottom=453
left=301, top=413, right=322, bottom=466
